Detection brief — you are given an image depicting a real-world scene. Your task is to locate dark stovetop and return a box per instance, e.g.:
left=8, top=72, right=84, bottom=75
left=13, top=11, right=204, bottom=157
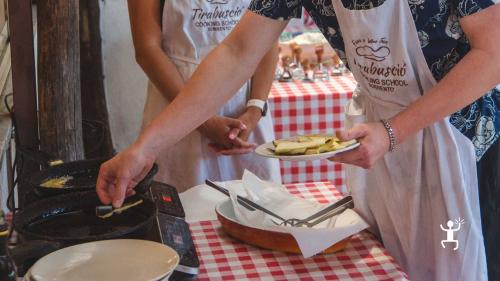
left=14, top=181, right=199, bottom=280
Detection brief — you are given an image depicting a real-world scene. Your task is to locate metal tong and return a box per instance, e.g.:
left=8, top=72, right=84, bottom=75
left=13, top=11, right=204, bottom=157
left=205, top=179, right=353, bottom=228
left=205, top=180, right=288, bottom=223
left=274, top=195, right=354, bottom=227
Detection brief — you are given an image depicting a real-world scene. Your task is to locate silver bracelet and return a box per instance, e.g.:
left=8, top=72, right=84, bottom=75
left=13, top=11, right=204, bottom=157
left=380, top=119, right=396, bottom=152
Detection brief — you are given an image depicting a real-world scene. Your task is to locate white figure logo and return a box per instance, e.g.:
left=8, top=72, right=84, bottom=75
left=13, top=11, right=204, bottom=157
left=440, top=218, right=464, bottom=250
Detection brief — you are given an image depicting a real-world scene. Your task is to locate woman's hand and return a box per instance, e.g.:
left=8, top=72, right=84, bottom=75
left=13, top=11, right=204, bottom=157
left=198, top=116, right=246, bottom=147
left=234, top=107, right=262, bottom=141
left=211, top=107, right=262, bottom=155
left=329, top=122, right=390, bottom=169
left=199, top=116, right=256, bottom=154
left=96, top=143, right=155, bottom=208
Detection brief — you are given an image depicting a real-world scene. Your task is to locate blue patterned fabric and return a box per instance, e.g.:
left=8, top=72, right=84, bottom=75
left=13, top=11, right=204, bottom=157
left=249, top=0, right=499, bottom=160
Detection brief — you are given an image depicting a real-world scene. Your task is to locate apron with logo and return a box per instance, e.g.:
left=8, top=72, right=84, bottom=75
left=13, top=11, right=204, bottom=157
left=330, top=0, right=488, bottom=280
left=142, top=0, right=281, bottom=192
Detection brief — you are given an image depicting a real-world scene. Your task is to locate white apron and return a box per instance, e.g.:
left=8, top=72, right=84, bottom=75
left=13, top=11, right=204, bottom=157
left=330, top=1, right=488, bottom=280
left=142, top=0, right=281, bottom=192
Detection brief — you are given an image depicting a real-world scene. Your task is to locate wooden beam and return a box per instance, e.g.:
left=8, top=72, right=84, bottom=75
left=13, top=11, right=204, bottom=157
left=7, top=0, right=38, bottom=208
left=7, top=0, right=38, bottom=148
left=80, top=0, right=114, bottom=158
left=38, top=0, right=84, bottom=161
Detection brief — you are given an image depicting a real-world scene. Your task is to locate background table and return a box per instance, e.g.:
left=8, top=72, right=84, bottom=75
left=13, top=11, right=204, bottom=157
left=269, top=76, right=356, bottom=193
left=190, top=182, right=408, bottom=281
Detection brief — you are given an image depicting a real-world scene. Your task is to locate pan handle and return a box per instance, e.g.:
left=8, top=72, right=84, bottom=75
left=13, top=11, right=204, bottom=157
left=10, top=240, right=63, bottom=276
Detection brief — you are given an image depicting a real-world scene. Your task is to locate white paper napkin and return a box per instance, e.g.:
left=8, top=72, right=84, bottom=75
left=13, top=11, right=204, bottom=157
left=179, top=180, right=247, bottom=223
left=227, top=170, right=369, bottom=258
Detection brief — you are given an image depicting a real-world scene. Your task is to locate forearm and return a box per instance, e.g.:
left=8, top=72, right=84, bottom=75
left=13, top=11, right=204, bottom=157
left=392, top=48, right=500, bottom=143
left=135, top=46, right=185, bottom=101
left=136, top=38, right=270, bottom=155
left=391, top=4, right=500, bottom=144
left=127, top=0, right=184, bottom=101
left=249, top=43, right=279, bottom=101
left=133, top=12, right=287, bottom=158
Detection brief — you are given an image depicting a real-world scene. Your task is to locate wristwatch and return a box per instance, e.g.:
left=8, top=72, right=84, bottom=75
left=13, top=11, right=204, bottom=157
left=246, top=99, right=268, bottom=117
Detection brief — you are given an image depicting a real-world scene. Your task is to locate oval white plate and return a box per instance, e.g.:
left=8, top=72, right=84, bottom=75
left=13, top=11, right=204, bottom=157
left=255, top=141, right=360, bottom=162
left=23, top=268, right=34, bottom=281
left=30, top=239, right=179, bottom=281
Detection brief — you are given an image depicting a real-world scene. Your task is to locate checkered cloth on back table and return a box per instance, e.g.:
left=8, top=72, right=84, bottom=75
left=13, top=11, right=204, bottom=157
left=190, top=182, right=409, bottom=281
left=269, top=76, right=356, bottom=193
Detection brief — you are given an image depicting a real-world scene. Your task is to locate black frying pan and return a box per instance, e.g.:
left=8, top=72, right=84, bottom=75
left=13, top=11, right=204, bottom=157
left=29, top=158, right=158, bottom=197
left=13, top=191, right=156, bottom=244
left=12, top=189, right=157, bottom=275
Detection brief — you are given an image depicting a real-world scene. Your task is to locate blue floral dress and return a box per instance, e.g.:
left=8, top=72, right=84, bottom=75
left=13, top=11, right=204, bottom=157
left=249, top=0, right=499, bottom=160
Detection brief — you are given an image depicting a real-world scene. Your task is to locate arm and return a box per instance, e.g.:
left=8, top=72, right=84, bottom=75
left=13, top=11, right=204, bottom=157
left=137, top=12, right=287, bottom=154
left=247, top=42, right=279, bottom=119
left=127, top=0, right=184, bottom=101
left=332, top=4, right=500, bottom=168
left=97, top=12, right=288, bottom=207
left=392, top=4, right=500, bottom=145
left=129, top=0, right=250, bottom=149
left=250, top=43, right=280, bottom=102
left=220, top=42, right=280, bottom=153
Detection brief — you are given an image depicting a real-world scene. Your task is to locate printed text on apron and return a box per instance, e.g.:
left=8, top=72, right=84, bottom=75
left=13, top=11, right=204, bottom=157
left=330, top=0, right=488, bottom=280
left=142, top=0, right=281, bottom=192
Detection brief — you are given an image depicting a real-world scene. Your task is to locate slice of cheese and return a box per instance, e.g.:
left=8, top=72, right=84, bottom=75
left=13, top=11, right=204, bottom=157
left=40, top=176, right=73, bottom=188
left=272, top=134, right=357, bottom=156
left=275, top=139, right=325, bottom=155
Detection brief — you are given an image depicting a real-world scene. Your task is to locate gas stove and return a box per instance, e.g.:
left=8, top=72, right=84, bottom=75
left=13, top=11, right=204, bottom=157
left=14, top=181, right=199, bottom=281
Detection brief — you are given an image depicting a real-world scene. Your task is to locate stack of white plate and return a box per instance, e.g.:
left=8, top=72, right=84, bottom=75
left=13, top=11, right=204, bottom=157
left=23, top=239, right=179, bottom=281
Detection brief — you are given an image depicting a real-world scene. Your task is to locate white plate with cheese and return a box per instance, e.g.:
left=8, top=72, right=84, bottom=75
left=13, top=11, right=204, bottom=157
left=255, top=135, right=360, bottom=162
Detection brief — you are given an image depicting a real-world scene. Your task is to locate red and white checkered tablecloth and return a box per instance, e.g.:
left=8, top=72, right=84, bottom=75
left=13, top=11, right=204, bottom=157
left=190, top=182, right=409, bottom=281
left=269, top=76, right=357, bottom=193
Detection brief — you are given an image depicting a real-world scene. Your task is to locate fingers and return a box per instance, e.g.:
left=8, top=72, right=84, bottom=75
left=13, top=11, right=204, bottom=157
left=221, top=117, right=247, bottom=131
left=329, top=141, right=375, bottom=169
left=237, top=129, right=251, bottom=143
left=217, top=147, right=255, bottom=155
left=336, top=124, right=369, bottom=141
left=205, top=116, right=250, bottom=147
left=96, top=165, right=112, bottom=205
left=231, top=136, right=256, bottom=149
left=112, top=176, right=129, bottom=208
left=228, top=127, right=241, bottom=140
left=208, top=134, right=256, bottom=150
left=96, top=160, right=131, bottom=208
left=208, top=143, right=224, bottom=152
left=222, top=117, right=247, bottom=141
left=95, top=144, right=152, bottom=208
left=329, top=149, right=364, bottom=166
left=208, top=142, right=255, bottom=155
left=125, top=188, right=136, bottom=197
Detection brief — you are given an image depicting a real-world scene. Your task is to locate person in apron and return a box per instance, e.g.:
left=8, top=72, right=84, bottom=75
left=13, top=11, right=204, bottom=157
left=128, top=0, right=281, bottom=192
left=326, top=1, right=487, bottom=280
left=98, top=1, right=499, bottom=280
